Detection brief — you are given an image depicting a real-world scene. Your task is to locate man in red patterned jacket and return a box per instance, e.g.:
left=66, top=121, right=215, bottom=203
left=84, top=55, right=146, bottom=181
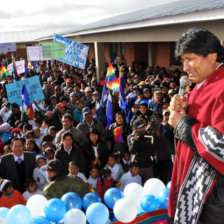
left=168, top=28, right=224, bottom=224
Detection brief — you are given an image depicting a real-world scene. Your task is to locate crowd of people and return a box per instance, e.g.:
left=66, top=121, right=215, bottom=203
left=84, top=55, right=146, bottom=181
left=0, top=57, right=188, bottom=208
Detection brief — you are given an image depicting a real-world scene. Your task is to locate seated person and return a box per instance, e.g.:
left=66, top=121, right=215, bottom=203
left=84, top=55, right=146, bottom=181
left=120, top=162, right=142, bottom=192
left=22, top=179, right=42, bottom=201
left=88, top=165, right=100, bottom=190
left=42, top=159, right=89, bottom=199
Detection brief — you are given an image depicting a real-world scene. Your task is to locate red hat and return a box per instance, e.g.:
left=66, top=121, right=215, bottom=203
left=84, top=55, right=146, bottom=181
left=12, top=128, right=20, bottom=135
left=66, top=78, right=73, bottom=83
left=60, top=103, right=67, bottom=107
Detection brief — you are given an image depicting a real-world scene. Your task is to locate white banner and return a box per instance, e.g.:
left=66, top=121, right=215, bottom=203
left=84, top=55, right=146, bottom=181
left=7, top=60, right=25, bottom=75
left=0, top=43, right=16, bottom=52
left=26, top=46, right=51, bottom=61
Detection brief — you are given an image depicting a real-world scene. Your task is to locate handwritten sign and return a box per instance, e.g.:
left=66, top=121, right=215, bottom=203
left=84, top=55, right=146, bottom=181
left=0, top=43, right=16, bottom=52
left=7, top=60, right=25, bottom=75
left=53, top=33, right=89, bottom=69
left=26, top=46, right=51, bottom=61
left=6, top=76, right=44, bottom=106
left=42, top=43, right=65, bottom=58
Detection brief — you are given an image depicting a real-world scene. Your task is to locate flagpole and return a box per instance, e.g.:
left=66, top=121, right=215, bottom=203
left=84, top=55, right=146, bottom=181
left=21, top=98, right=24, bottom=121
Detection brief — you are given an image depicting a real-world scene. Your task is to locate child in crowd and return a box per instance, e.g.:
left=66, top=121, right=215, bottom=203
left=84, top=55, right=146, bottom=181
left=87, top=165, right=100, bottom=189
left=48, top=126, right=57, bottom=144
left=104, top=154, right=124, bottom=181
left=68, top=161, right=87, bottom=182
left=121, top=152, right=131, bottom=172
left=120, top=162, right=142, bottom=191
left=23, top=179, right=42, bottom=200
left=3, top=144, right=11, bottom=155
left=96, top=168, right=117, bottom=201
left=0, top=179, right=26, bottom=208
left=33, top=127, right=42, bottom=148
left=33, top=155, right=49, bottom=190
left=26, top=130, right=34, bottom=140
left=41, top=141, right=51, bottom=154
left=44, top=146, right=55, bottom=162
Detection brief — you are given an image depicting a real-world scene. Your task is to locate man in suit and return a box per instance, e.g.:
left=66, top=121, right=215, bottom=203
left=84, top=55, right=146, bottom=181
left=0, top=137, right=36, bottom=193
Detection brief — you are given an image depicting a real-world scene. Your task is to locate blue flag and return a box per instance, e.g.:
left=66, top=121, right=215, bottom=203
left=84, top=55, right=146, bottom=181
left=106, top=91, right=113, bottom=128
left=21, top=84, right=30, bottom=108
left=100, top=83, right=107, bottom=108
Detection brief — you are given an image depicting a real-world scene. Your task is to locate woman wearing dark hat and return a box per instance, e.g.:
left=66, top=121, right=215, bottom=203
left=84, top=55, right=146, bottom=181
left=81, top=128, right=109, bottom=174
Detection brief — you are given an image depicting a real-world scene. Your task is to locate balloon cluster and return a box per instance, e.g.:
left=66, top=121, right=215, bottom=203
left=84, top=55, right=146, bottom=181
left=0, top=178, right=170, bottom=224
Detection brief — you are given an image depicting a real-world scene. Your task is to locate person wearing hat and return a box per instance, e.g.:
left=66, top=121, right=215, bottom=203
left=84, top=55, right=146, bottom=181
left=42, top=159, right=89, bottom=199
left=54, top=86, right=62, bottom=100
left=143, top=88, right=152, bottom=100
left=77, top=107, right=106, bottom=141
left=66, top=92, right=79, bottom=112
left=148, top=87, right=163, bottom=114
left=0, top=102, right=11, bottom=123
left=73, top=82, right=84, bottom=99
left=81, top=87, right=93, bottom=107
left=168, top=89, right=176, bottom=99
left=7, top=103, right=21, bottom=128
left=0, top=123, right=13, bottom=145
left=138, top=81, right=147, bottom=90
left=127, top=118, right=155, bottom=184
left=0, top=137, right=36, bottom=193
left=55, top=114, right=87, bottom=148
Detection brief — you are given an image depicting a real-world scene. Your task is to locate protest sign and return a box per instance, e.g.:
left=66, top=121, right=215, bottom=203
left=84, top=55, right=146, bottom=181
left=26, top=46, right=51, bottom=61
left=7, top=60, right=25, bottom=75
left=42, top=43, right=65, bottom=58
left=0, top=43, right=16, bottom=52
left=6, top=76, right=44, bottom=106
left=54, top=33, right=89, bottom=69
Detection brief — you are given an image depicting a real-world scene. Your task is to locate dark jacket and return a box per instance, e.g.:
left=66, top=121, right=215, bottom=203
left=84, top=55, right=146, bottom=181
left=7, top=112, right=22, bottom=128
left=42, top=175, right=89, bottom=199
left=55, top=144, right=86, bottom=175
left=81, top=140, right=109, bottom=172
left=0, top=152, right=36, bottom=192
left=51, top=109, right=63, bottom=131
left=127, top=132, right=155, bottom=168
left=130, top=110, right=153, bottom=129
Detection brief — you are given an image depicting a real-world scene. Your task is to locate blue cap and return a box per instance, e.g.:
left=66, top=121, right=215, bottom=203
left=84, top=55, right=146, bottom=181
left=143, top=88, right=150, bottom=93
left=82, top=107, right=92, bottom=115
left=70, top=92, right=79, bottom=97
left=133, top=85, right=139, bottom=89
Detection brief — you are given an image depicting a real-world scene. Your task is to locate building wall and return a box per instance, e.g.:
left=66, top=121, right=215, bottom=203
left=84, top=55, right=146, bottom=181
left=124, top=43, right=135, bottom=66
left=88, top=43, right=95, bottom=63
left=134, top=43, right=148, bottom=66
left=154, top=42, right=170, bottom=67
left=104, top=43, right=110, bottom=63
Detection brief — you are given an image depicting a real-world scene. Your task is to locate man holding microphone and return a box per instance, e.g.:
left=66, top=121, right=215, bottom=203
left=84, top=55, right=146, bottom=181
left=168, top=28, right=224, bottom=224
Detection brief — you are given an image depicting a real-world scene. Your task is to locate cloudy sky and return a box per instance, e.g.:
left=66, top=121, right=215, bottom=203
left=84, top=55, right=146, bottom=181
left=1, top=0, right=177, bottom=32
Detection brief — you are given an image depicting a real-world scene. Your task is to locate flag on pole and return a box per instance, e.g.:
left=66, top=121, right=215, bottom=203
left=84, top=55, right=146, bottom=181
left=119, top=66, right=126, bottom=111
left=12, top=58, right=20, bottom=81
left=100, top=84, right=107, bottom=108
left=105, top=64, right=119, bottom=92
left=0, top=65, right=9, bottom=81
left=21, top=84, right=34, bottom=120
left=106, top=91, right=113, bottom=128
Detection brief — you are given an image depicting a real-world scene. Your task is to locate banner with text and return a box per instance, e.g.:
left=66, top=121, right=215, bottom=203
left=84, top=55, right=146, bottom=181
left=6, top=76, right=44, bottom=106
left=53, top=33, right=89, bottom=69
left=7, top=60, right=25, bottom=75
left=0, top=43, right=16, bottom=52
left=42, top=43, right=65, bottom=58
left=26, top=46, right=51, bottom=61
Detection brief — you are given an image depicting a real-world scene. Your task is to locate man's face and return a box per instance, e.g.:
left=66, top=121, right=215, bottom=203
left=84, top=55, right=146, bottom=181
left=181, top=52, right=217, bottom=84
left=62, top=118, right=72, bottom=129
left=12, top=140, right=24, bottom=157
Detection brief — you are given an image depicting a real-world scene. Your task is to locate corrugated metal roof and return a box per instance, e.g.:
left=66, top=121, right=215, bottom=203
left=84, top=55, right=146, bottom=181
left=60, top=0, right=224, bottom=35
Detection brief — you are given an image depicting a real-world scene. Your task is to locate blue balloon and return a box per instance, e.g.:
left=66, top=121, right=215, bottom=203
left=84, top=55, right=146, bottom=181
left=166, top=181, right=171, bottom=189
left=82, top=193, right=101, bottom=211
left=44, top=198, right=66, bottom=222
left=157, top=187, right=170, bottom=210
left=7, top=205, right=31, bottom=224
left=140, top=195, right=158, bottom=212
left=61, top=192, right=82, bottom=211
left=104, top=187, right=124, bottom=209
left=30, top=216, right=51, bottom=224
left=0, top=207, right=9, bottom=220
left=86, top=202, right=109, bottom=224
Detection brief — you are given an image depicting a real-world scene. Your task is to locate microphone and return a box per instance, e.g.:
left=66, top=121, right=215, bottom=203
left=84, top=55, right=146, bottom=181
left=178, top=76, right=189, bottom=96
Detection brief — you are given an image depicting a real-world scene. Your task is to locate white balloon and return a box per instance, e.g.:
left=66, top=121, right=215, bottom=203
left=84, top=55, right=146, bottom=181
left=123, top=183, right=145, bottom=206
left=64, top=209, right=86, bottom=224
left=0, top=217, right=8, bottom=224
left=144, top=178, right=165, bottom=197
left=114, top=198, right=137, bottom=223
left=26, top=194, right=48, bottom=218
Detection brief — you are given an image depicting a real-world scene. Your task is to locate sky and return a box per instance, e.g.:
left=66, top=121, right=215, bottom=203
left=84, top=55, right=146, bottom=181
left=0, top=0, right=178, bottom=33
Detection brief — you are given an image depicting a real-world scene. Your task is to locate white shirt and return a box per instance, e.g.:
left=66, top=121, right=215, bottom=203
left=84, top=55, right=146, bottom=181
left=14, top=154, right=24, bottom=162
left=108, top=163, right=120, bottom=181
left=120, top=171, right=142, bottom=192
left=88, top=176, right=98, bottom=188
left=23, top=190, right=42, bottom=201
left=68, top=172, right=87, bottom=182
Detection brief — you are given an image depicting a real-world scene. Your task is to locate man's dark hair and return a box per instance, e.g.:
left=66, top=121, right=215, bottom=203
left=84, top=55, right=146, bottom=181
left=62, top=114, right=73, bottom=121
left=11, top=137, right=25, bottom=146
left=62, top=132, right=73, bottom=141
left=175, top=28, right=224, bottom=62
